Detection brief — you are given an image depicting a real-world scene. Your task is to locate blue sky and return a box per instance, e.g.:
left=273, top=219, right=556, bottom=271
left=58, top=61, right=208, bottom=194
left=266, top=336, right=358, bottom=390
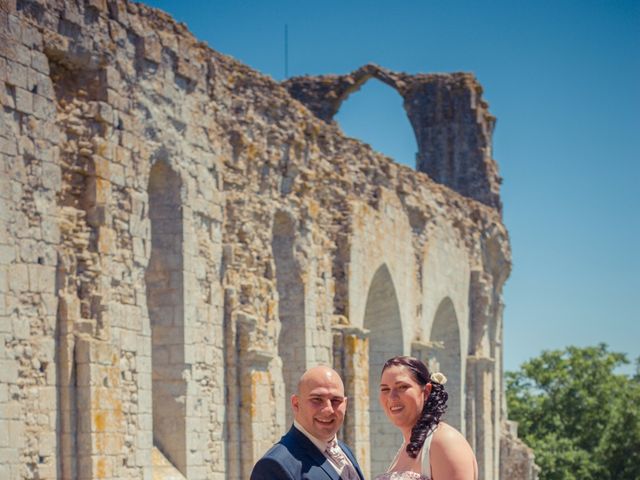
left=142, top=0, right=640, bottom=373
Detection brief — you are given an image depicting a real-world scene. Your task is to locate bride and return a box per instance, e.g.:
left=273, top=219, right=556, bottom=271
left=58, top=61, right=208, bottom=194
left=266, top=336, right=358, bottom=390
left=375, top=356, right=478, bottom=480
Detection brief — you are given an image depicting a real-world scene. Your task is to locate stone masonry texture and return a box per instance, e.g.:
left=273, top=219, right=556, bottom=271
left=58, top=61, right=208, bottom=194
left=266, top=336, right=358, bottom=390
left=0, top=0, right=537, bottom=479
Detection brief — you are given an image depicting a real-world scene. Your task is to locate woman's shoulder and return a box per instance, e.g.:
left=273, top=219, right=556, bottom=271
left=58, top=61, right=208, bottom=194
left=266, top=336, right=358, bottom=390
left=433, top=422, right=464, bottom=440
left=432, top=422, right=467, bottom=443
left=431, top=422, right=473, bottom=460
left=430, top=422, right=478, bottom=479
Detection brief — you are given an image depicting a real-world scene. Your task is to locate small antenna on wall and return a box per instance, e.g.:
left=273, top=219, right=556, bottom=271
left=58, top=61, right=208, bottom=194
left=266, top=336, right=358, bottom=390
left=284, top=24, right=289, bottom=79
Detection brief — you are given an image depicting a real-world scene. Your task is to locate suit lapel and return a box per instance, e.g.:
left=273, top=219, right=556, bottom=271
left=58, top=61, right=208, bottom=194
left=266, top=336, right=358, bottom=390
left=339, top=440, right=365, bottom=480
left=286, top=427, right=341, bottom=480
left=316, top=454, right=342, bottom=480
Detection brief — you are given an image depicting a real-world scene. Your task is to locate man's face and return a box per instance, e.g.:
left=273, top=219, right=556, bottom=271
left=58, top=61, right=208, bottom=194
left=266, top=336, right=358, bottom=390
left=292, top=367, right=348, bottom=442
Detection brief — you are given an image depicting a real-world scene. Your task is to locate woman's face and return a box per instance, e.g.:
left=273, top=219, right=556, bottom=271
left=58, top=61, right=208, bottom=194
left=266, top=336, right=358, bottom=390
left=379, top=364, right=430, bottom=430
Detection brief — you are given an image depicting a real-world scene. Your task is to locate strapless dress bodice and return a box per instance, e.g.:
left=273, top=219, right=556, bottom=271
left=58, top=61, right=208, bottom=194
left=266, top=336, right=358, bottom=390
left=374, top=472, right=429, bottom=480
left=376, top=425, right=437, bottom=480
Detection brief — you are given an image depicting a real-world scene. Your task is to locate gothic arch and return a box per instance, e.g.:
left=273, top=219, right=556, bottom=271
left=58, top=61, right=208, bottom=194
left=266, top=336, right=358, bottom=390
left=145, top=160, right=187, bottom=473
left=363, top=263, right=404, bottom=475
left=334, top=78, right=418, bottom=166
left=272, top=211, right=306, bottom=427
left=430, top=297, right=463, bottom=431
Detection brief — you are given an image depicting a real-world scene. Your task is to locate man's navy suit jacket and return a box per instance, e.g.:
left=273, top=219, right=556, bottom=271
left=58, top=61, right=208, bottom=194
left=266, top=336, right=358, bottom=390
left=250, top=426, right=365, bottom=480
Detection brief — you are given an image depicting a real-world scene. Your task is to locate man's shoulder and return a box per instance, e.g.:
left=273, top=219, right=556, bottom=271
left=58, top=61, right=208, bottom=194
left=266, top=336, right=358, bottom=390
left=261, top=441, right=299, bottom=460
left=261, top=430, right=311, bottom=463
left=251, top=441, right=302, bottom=480
left=251, top=428, right=320, bottom=477
left=251, top=452, right=295, bottom=480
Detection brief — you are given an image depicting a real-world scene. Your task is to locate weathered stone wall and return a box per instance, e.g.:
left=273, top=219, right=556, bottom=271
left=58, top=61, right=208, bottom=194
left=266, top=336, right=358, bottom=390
left=500, top=421, right=539, bottom=480
left=0, top=0, right=534, bottom=479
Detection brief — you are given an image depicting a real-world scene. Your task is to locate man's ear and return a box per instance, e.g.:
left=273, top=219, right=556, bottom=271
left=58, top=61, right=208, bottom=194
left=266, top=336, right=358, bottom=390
left=291, top=394, right=299, bottom=413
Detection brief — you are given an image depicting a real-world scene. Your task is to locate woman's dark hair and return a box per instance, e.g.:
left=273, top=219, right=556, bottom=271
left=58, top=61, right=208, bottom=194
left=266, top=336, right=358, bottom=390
left=381, top=355, right=448, bottom=458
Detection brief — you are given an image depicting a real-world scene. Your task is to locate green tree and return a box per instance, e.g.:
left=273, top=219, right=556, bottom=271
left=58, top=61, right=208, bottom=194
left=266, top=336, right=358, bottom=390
left=506, top=344, right=640, bottom=480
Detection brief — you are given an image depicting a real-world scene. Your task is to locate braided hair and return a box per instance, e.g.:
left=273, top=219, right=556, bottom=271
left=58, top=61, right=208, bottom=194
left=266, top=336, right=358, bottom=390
left=381, top=356, right=448, bottom=459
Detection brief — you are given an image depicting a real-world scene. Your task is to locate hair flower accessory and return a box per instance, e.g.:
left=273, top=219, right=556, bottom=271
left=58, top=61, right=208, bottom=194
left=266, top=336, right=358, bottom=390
left=430, top=372, right=447, bottom=385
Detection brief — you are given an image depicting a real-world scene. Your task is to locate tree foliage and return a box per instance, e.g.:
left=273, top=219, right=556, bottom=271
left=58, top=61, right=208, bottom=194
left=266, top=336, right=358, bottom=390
left=506, top=344, right=640, bottom=480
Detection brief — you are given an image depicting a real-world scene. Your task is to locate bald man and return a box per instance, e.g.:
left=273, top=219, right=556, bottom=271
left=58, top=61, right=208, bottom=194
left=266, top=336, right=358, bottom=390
left=250, top=366, right=365, bottom=480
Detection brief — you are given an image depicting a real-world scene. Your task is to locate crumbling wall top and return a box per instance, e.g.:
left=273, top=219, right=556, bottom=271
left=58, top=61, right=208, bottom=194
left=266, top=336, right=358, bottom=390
left=283, top=64, right=502, bottom=211
left=282, top=64, right=489, bottom=123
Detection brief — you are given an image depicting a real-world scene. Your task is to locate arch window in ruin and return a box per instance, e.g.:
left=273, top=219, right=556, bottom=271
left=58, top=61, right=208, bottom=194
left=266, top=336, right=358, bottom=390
left=430, top=297, right=463, bottom=432
left=145, top=161, right=187, bottom=474
left=363, top=263, right=404, bottom=475
left=272, top=211, right=306, bottom=427
left=334, top=79, right=418, bottom=169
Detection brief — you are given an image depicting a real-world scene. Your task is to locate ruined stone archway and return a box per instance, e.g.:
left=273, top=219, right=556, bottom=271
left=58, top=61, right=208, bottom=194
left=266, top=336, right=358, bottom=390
left=272, top=211, right=306, bottom=427
left=430, top=297, right=463, bottom=431
left=283, top=64, right=502, bottom=210
left=145, top=160, right=187, bottom=474
left=334, top=78, right=418, bottom=167
left=363, top=264, right=404, bottom=476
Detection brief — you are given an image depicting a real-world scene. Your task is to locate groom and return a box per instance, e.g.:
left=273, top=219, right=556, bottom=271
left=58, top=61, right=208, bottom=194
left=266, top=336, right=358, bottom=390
left=250, top=365, right=365, bottom=480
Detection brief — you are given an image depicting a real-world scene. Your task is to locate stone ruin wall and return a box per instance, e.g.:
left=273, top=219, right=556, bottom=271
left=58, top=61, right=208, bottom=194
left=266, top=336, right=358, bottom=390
left=0, top=0, right=537, bottom=479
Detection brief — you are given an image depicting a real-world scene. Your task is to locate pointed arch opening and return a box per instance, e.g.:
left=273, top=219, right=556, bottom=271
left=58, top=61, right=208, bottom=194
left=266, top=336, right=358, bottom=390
left=145, top=160, right=187, bottom=474
left=430, top=297, right=463, bottom=431
left=363, top=264, right=404, bottom=474
left=334, top=79, right=418, bottom=169
left=273, top=211, right=306, bottom=427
